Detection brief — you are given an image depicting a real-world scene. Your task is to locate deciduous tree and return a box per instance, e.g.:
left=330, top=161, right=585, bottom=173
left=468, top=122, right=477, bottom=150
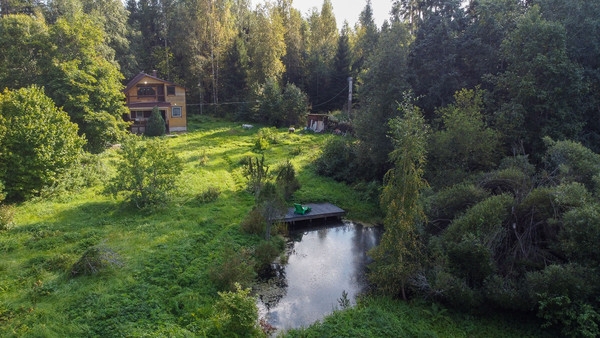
left=106, top=136, right=182, bottom=209
left=0, top=86, right=85, bottom=201
left=369, top=99, right=429, bottom=300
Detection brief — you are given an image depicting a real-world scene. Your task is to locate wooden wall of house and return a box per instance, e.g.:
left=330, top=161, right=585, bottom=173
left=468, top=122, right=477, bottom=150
left=125, top=75, right=187, bottom=132
left=167, top=86, right=186, bottom=132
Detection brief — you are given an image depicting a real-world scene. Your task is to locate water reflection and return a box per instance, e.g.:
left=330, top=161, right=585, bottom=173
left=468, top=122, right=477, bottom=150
left=255, top=221, right=382, bottom=331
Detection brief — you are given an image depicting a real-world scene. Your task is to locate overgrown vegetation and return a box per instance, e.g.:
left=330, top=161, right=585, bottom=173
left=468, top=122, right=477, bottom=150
left=0, top=86, right=85, bottom=201
left=0, top=120, right=384, bottom=336
left=105, top=135, right=182, bottom=209
left=3, top=0, right=600, bottom=335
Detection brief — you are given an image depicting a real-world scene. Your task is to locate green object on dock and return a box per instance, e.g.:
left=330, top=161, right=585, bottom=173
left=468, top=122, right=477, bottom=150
left=294, top=203, right=312, bottom=215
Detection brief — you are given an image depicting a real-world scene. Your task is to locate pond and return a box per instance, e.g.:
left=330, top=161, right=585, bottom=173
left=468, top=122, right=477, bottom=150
left=254, top=221, right=382, bottom=332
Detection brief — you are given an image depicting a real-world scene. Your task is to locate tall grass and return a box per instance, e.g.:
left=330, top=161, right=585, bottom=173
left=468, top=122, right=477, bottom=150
left=285, top=297, right=553, bottom=338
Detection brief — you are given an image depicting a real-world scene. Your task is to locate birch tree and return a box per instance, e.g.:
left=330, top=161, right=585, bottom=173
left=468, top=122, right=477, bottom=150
left=369, top=97, right=429, bottom=300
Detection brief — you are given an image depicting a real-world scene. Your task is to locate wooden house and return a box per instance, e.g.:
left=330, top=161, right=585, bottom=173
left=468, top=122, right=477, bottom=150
left=124, top=71, right=187, bottom=133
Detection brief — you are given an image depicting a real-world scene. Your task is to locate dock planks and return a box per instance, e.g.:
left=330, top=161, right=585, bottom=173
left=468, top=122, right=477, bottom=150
left=277, top=203, right=346, bottom=225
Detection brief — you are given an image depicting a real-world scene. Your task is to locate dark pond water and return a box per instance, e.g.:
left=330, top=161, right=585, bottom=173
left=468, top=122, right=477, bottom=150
left=255, top=221, right=382, bottom=331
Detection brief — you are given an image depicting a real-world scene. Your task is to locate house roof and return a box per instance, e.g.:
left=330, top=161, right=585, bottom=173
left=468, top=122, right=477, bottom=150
left=124, top=72, right=185, bottom=93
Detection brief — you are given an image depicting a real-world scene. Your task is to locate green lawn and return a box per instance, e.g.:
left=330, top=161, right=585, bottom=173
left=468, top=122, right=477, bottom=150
left=0, top=116, right=548, bottom=337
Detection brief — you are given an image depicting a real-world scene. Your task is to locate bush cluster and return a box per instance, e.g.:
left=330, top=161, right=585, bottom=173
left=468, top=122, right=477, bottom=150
left=196, top=186, right=221, bottom=204
left=0, top=86, right=85, bottom=201
left=209, top=247, right=255, bottom=292
left=105, top=136, right=182, bottom=209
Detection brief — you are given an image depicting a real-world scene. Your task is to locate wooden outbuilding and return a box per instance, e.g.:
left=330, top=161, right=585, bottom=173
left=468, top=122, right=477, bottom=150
left=123, top=71, right=187, bottom=133
left=307, top=113, right=329, bottom=132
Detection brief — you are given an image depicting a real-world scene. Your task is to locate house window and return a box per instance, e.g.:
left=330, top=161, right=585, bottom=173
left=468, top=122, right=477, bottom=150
left=172, top=106, right=182, bottom=118
left=137, top=86, right=156, bottom=97
left=131, top=111, right=152, bottom=119
left=167, top=85, right=176, bottom=96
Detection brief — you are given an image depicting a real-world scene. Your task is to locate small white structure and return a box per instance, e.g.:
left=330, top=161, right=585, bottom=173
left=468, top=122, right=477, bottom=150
left=307, top=114, right=328, bottom=132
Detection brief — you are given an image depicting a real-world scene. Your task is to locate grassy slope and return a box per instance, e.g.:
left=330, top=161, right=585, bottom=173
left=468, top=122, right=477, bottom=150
left=0, top=116, right=547, bottom=337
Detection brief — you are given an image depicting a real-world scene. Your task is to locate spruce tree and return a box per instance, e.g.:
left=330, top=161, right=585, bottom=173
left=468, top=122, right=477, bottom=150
left=145, top=106, right=166, bottom=136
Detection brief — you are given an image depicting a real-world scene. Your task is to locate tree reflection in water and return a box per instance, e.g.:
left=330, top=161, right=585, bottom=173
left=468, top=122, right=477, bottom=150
left=255, top=221, right=382, bottom=331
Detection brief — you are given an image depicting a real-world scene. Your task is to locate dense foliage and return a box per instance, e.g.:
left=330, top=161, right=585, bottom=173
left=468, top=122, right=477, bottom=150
left=0, top=86, right=85, bottom=201
left=106, top=135, right=182, bottom=209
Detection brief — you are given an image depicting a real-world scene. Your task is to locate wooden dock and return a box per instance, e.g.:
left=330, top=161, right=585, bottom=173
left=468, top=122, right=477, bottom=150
left=277, top=203, right=346, bottom=225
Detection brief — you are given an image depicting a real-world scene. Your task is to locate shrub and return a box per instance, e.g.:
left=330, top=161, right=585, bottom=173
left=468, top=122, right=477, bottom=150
left=483, top=275, right=532, bottom=311
left=559, top=205, right=600, bottom=267
left=196, top=186, right=221, bottom=204
left=553, top=182, right=593, bottom=210
left=0, top=86, right=85, bottom=201
left=429, top=270, right=483, bottom=311
left=240, top=206, right=266, bottom=235
left=70, top=246, right=124, bottom=277
left=425, top=183, right=490, bottom=234
left=105, top=135, right=182, bottom=209
left=39, top=152, right=107, bottom=199
left=209, top=247, right=255, bottom=291
left=528, top=264, right=599, bottom=337
left=242, top=154, right=269, bottom=196
left=0, top=204, right=15, bottom=231
left=254, top=240, right=280, bottom=273
left=352, top=180, right=382, bottom=204
left=144, top=106, right=166, bottom=137
left=210, top=283, right=261, bottom=337
left=314, top=137, right=357, bottom=183
left=480, top=166, right=532, bottom=196
left=443, top=193, right=513, bottom=247
left=538, top=297, right=600, bottom=338
left=276, top=160, right=300, bottom=200
left=254, top=136, right=269, bottom=151
left=544, top=137, right=600, bottom=190
left=446, top=234, right=495, bottom=288
left=254, top=127, right=279, bottom=151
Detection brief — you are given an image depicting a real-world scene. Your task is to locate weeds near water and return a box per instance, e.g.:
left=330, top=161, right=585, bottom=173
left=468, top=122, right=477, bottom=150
left=338, top=290, right=351, bottom=310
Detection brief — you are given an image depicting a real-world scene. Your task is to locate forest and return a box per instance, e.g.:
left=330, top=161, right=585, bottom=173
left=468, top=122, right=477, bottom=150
left=2, top=0, right=600, bottom=336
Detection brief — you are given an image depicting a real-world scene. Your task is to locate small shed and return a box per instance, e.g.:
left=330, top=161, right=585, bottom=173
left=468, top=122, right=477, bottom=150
left=307, top=114, right=329, bottom=132
left=123, top=71, right=187, bottom=133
